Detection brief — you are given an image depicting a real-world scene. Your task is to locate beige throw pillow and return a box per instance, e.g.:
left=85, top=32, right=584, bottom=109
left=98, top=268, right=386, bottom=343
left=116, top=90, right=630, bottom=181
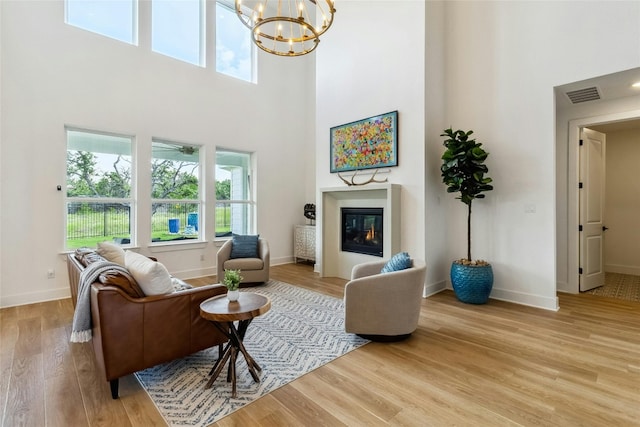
left=124, top=251, right=173, bottom=296
left=96, top=241, right=126, bottom=266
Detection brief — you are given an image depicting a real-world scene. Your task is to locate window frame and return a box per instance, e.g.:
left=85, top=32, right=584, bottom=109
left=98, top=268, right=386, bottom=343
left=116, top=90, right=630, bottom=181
left=150, top=138, right=204, bottom=245
left=64, top=0, right=139, bottom=45
left=151, top=0, right=206, bottom=67
left=215, top=0, right=257, bottom=83
left=215, top=148, right=255, bottom=238
left=65, top=127, right=136, bottom=250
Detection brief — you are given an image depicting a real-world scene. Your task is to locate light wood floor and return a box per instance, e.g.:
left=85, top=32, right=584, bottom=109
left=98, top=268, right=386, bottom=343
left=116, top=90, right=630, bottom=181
left=2, top=263, right=639, bottom=426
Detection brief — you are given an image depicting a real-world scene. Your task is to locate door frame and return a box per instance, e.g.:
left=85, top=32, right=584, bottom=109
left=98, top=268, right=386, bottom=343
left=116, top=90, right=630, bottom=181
left=567, top=109, right=640, bottom=293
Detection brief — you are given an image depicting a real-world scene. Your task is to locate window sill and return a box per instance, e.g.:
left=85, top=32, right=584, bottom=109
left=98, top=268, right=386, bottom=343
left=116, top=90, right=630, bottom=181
left=148, top=240, right=208, bottom=253
left=214, top=238, right=231, bottom=248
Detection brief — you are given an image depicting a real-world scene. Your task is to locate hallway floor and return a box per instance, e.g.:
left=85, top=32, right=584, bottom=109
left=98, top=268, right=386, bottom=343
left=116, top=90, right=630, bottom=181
left=585, top=272, right=640, bottom=302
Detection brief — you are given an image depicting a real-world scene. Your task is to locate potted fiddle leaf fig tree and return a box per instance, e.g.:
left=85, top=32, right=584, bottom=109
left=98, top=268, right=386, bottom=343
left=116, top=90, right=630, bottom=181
left=441, top=128, right=494, bottom=304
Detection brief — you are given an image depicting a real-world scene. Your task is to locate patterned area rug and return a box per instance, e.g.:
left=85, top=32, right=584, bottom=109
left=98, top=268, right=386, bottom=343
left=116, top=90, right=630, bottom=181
left=135, top=280, right=368, bottom=426
left=586, top=272, right=640, bottom=302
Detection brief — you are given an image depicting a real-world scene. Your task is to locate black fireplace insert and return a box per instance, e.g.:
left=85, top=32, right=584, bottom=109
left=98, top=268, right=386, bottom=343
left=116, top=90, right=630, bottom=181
left=341, top=207, right=383, bottom=257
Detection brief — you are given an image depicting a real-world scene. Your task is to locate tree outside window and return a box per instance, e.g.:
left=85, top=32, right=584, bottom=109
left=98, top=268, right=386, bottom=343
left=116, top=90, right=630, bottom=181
left=151, top=140, right=202, bottom=242
left=66, top=129, right=134, bottom=249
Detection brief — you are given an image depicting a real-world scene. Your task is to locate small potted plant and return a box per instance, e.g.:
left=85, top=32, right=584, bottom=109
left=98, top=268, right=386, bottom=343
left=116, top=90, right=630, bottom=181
left=223, top=269, right=243, bottom=301
left=441, top=128, right=494, bottom=304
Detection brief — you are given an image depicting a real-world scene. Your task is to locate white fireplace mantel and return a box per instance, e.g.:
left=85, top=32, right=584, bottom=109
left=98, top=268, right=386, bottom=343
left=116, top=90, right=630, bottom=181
left=316, top=183, right=401, bottom=279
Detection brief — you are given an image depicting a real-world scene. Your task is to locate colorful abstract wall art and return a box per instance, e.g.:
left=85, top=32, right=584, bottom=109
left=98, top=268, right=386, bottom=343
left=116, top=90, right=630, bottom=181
left=330, top=111, right=398, bottom=173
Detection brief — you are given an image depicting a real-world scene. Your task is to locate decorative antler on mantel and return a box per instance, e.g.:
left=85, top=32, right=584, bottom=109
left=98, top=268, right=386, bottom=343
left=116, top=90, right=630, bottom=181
left=337, top=169, right=388, bottom=186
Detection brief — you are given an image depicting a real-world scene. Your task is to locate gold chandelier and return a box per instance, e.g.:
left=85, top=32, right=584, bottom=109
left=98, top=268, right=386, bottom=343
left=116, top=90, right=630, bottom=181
left=235, top=0, right=336, bottom=57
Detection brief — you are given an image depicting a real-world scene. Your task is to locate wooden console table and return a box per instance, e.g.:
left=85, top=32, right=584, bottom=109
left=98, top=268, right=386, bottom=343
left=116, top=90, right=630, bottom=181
left=199, top=293, right=271, bottom=398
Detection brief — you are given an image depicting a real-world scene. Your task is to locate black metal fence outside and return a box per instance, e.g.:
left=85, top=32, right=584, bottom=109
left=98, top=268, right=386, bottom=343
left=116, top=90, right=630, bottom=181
left=67, top=202, right=130, bottom=239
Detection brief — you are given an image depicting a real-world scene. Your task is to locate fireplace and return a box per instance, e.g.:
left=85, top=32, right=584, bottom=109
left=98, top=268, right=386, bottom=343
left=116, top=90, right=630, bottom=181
left=341, top=207, right=383, bottom=257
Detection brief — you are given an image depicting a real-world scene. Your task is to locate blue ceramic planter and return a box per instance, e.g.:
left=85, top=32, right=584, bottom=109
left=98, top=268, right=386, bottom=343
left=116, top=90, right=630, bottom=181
left=450, top=262, right=493, bottom=304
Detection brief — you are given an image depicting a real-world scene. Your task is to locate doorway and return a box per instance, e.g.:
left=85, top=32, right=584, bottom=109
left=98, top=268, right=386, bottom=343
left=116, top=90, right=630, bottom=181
left=566, top=113, right=640, bottom=295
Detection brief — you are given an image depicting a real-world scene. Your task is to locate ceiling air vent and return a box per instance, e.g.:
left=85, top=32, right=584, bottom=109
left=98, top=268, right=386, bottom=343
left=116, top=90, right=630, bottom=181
left=565, top=86, right=601, bottom=104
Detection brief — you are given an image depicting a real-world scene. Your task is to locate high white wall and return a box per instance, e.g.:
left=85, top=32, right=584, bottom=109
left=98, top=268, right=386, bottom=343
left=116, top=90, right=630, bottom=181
left=316, top=1, right=640, bottom=310
left=3, top=1, right=639, bottom=310
left=442, top=1, right=639, bottom=309
left=315, top=1, right=428, bottom=280
left=424, top=1, right=448, bottom=296
left=604, top=128, right=640, bottom=275
left=0, top=0, right=314, bottom=307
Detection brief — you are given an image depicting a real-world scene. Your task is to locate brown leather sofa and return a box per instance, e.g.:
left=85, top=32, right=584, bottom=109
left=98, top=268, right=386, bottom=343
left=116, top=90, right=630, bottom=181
left=67, top=252, right=228, bottom=399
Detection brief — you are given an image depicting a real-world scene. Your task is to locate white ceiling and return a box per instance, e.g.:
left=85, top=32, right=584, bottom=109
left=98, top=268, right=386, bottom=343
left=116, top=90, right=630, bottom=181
left=556, top=67, right=640, bottom=133
left=556, top=67, right=640, bottom=109
left=588, top=119, right=640, bottom=134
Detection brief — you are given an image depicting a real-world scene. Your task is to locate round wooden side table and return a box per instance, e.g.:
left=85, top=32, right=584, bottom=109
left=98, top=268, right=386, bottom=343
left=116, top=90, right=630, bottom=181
left=199, top=292, right=271, bottom=398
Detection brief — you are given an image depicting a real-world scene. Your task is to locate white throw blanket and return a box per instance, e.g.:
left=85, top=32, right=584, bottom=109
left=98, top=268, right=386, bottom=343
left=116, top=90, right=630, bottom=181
left=70, top=260, right=136, bottom=343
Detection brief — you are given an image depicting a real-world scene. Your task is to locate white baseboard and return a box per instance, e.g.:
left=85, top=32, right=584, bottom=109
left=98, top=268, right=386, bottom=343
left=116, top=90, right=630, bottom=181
left=556, top=280, right=575, bottom=294
left=439, top=279, right=559, bottom=311
left=272, top=256, right=295, bottom=266
left=489, top=287, right=559, bottom=311
left=173, top=256, right=296, bottom=281
left=605, top=264, right=640, bottom=276
left=423, top=280, right=446, bottom=297
left=172, top=267, right=217, bottom=280
left=0, top=287, right=70, bottom=309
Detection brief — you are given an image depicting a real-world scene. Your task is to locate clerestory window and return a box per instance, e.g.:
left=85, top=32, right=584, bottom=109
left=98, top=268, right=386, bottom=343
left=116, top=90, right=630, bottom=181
left=65, top=0, right=138, bottom=45
left=152, top=0, right=204, bottom=66
left=216, top=1, right=256, bottom=83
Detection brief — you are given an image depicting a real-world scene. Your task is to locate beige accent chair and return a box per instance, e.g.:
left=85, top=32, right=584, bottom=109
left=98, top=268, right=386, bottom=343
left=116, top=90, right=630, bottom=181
left=344, top=258, right=427, bottom=341
left=217, top=238, right=270, bottom=285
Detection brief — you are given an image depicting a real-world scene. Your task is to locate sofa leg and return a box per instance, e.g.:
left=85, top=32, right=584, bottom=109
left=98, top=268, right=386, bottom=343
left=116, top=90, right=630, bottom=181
left=110, top=379, right=119, bottom=399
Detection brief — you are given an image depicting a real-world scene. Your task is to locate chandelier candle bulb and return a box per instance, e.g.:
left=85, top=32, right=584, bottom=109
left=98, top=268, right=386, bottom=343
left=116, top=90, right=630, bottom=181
left=235, top=0, right=335, bottom=57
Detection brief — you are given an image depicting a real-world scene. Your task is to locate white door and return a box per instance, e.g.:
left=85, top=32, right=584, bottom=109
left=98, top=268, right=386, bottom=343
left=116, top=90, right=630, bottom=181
left=579, top=128, right=606, bottom=291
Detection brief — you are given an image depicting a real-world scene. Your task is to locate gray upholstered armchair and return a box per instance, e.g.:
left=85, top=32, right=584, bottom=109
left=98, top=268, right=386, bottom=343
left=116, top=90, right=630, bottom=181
left=344, top=258, right=427, bottom=341
left=217, top=238, right=270, bottom=285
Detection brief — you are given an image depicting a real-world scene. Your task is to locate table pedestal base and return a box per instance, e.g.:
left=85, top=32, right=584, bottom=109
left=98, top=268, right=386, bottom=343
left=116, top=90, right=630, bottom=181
left=205, top=319, right=262, bottom=397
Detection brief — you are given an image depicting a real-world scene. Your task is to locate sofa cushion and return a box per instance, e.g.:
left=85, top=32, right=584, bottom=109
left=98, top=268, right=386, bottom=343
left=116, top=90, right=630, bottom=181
left=124, top=251, right=174, bottom=296
left=97, top=241, right=126, bottom=266
left=99, top=271, right=145, bottom=298
left=223, top=257, right=264, bottom=271
left=381, top=252, right=412, bottom=273
left=230, top=234, right=260, bottom=259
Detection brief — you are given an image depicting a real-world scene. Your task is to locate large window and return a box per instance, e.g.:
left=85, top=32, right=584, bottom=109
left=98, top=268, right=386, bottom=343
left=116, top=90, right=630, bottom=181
left=152, top=0, right=204, bottom=66
left=216, top=149, right=253, bottom=237
left=66, top=129, right=134, bottom=249
left=65, top=0, right=137, bottom=44
left=216, top=1, right=255, bottom=83
left=151, top=140, right=202, bottom=243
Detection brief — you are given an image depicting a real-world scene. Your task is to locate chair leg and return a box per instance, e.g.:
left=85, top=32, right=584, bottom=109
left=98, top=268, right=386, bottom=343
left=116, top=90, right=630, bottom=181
left=110, top=379, right=119, bottom=399
left=356, top=333, right=412, bottom=342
